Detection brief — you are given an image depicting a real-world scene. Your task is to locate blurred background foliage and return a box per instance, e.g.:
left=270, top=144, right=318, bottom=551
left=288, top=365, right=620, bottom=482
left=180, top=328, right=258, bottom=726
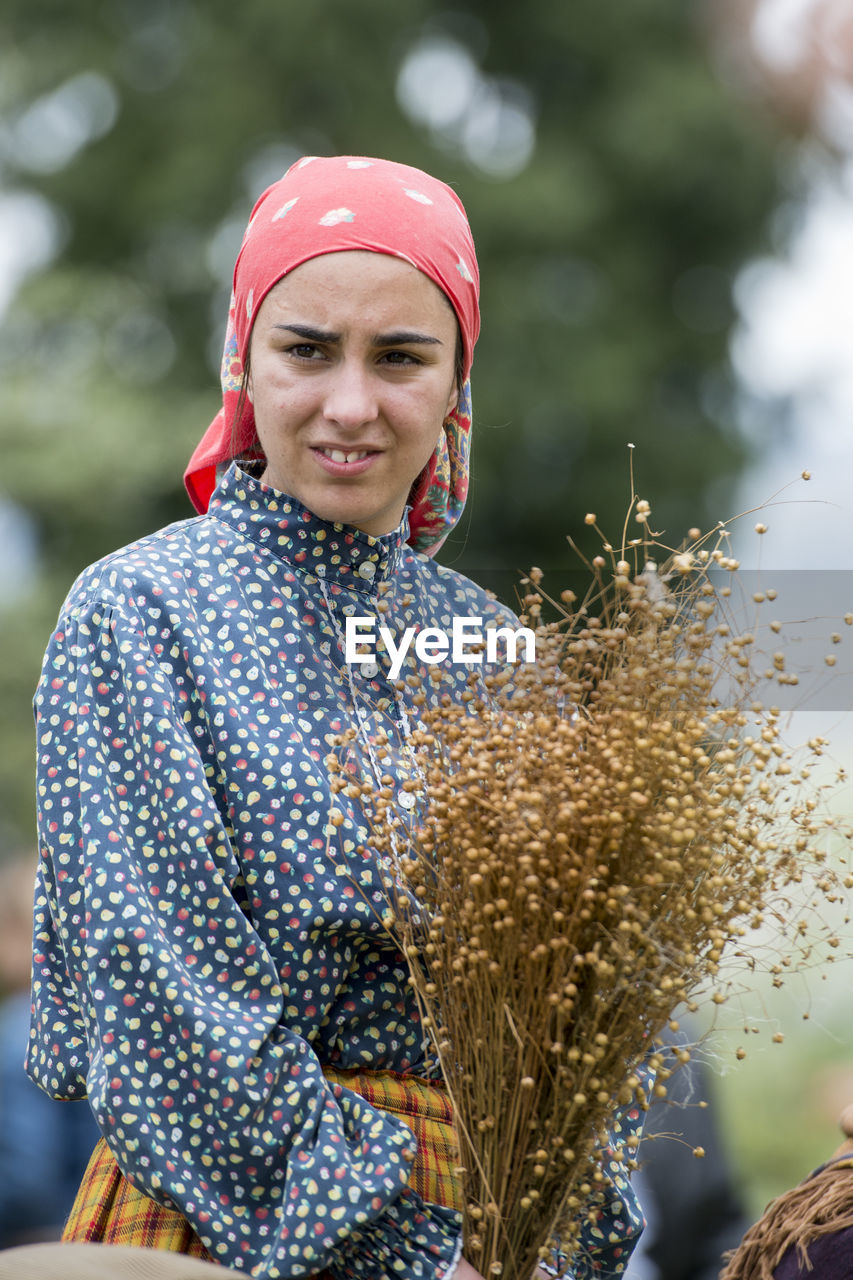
left=1, top=0, right=852, bottom=1236
left=0, top=0, right=797, bottom=844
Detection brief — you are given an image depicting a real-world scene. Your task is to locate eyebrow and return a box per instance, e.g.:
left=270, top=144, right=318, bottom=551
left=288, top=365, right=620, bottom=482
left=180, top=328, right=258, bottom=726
left=272, top=323, right=443, bottom=347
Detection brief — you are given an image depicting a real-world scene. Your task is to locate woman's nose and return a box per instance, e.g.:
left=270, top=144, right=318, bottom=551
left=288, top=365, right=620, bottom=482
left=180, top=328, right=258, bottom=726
left=322, top=361, right=379, bottom=428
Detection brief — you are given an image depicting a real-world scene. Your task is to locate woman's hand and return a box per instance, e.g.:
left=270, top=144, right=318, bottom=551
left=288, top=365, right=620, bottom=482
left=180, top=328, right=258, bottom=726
left=451, top=1259, right=487, bottom=1280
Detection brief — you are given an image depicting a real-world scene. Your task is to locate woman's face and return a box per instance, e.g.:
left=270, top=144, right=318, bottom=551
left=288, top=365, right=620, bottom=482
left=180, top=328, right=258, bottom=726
left=248, top=250, right=459, bottom=537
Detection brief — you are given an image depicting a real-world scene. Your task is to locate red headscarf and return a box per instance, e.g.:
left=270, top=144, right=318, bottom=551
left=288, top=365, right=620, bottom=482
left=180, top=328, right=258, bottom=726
left=184, top=155, right=480, bottom=556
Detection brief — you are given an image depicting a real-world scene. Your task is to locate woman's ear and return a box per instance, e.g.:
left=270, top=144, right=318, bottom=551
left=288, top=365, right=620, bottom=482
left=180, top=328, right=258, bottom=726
left=446, top=382, right=459, bottom=417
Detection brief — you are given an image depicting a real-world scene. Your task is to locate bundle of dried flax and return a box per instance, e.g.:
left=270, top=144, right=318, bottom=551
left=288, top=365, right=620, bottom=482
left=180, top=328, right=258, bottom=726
left=329, top=508, right=852, bottom=1280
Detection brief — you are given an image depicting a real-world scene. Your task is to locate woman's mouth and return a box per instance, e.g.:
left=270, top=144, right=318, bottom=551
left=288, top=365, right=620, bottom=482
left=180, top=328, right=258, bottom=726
left=311, top=446, right=381, bottom=474
left=320, top=448, right=372, bottom=463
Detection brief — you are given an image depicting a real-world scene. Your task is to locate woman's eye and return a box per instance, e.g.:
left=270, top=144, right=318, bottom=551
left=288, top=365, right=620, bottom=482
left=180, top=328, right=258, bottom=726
left=380, top=350, right=419, bottom=366
left=287, top=343, right=324, bottom=360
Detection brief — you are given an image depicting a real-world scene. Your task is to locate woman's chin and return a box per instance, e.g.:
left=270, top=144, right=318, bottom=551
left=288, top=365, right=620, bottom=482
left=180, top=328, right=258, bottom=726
left=303, top=490, right=402, bottom=537
left=258, top=466, right=406, bottom=536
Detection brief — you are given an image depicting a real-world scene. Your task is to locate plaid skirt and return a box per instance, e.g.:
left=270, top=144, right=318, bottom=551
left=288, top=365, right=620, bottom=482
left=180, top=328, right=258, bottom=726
left=63, top=1067, right=462, bottom=1264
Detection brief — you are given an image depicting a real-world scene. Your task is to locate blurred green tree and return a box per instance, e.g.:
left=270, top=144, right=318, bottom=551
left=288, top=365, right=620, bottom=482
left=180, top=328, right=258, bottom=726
left=0, top=0, right=784, bottom=840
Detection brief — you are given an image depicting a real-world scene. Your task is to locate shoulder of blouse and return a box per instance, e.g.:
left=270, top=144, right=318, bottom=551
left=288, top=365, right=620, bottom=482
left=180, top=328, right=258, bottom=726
left=52, top=512, right=521, bottom=654
left=55, top=512, right=217, bottom=622
left=402, top=551, right=522, bottom=628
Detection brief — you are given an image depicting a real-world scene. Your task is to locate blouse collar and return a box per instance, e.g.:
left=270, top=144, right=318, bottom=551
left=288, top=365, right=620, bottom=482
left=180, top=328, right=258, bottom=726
left=208, top=462, right=410, bottom=594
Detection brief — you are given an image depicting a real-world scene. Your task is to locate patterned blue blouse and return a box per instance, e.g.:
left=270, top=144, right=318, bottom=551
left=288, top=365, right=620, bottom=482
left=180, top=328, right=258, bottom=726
left=28, top=462, right=645, bottom=1279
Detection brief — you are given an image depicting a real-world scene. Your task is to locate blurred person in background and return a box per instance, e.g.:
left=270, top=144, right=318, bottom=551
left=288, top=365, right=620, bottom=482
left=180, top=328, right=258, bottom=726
left=0, top=854, right=98, bottom=1248
left=26, top=155, right=648, bottom=1280
left=720, top=1103, right=853, bottom=1279
left=627, top=1029, right=748, bottom=1280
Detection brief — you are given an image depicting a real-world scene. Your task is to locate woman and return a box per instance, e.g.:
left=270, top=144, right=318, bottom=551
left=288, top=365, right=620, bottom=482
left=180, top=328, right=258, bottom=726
left=28, top=156, right=645, bottom=1278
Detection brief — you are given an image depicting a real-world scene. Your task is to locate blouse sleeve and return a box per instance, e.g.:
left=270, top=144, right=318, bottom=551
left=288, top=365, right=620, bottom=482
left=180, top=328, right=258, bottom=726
left=28, top=594, right=462, bottom=1280
left=571, top=1078, right=649, bottom=1277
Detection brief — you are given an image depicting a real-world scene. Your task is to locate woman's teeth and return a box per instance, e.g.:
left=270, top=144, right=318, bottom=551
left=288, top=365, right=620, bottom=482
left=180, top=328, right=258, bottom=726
left=321, top=449, right=371, bottom=463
